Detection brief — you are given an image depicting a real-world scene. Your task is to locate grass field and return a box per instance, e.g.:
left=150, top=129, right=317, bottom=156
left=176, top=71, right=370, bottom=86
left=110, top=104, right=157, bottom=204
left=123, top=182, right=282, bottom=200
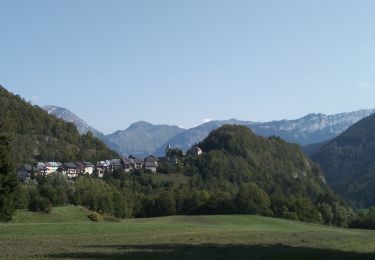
left=1, top=206, right=375, bottom=259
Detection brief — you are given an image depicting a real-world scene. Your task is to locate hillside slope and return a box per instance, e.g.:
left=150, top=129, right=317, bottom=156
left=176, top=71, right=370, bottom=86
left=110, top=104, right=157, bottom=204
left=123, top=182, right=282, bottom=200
left=0, top=86, right=118, bottom=163
left=311, top=114, right=375, bottom=208
left=185, top=125, right=352, bottom=226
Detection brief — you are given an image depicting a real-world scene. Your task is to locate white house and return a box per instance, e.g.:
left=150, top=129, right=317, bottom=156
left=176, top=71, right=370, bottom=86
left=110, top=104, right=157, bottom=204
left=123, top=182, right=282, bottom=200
left=45, top=162, right=60, bottom=175
left=144, top=155, right=158, bottom=173
left=187, top=145, right=203, bottom=156
left=96, top=161, right=111, bottom=177
left=83, top=162, right=95, bottom=175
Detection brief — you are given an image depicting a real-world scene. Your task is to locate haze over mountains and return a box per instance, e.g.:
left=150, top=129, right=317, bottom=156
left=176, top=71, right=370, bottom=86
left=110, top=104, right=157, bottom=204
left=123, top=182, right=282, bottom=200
left=44, top=105, right=375, bottom=158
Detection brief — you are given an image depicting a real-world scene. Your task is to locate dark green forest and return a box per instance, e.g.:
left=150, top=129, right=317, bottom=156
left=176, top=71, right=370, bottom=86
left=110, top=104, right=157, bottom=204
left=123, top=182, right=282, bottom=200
left=311, top=114, right=375, bottom=208
left=0, top=86, right=119, bottom=163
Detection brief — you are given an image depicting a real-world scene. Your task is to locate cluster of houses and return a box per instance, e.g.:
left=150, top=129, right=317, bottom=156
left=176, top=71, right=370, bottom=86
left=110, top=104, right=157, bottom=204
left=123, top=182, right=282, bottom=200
left=17, top=145, right=203, bottom=181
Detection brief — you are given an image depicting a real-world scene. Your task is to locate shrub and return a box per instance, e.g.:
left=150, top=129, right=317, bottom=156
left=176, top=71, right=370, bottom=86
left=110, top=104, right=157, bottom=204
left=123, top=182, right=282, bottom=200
left=28, top=196, right=52, bottom=214
left=88, top=212, right=103, bottom=222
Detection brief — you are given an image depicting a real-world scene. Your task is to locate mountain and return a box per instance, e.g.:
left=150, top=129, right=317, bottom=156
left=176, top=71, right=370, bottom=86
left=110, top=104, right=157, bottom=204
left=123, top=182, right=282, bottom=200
left=43, top=103, right=375, bottom=158
left=43, top=105, right=104, bottom=137
left=186, top=125, right=352, bottom=226
left=103, top=121, right=185, bottom=158
left=310, top=114, right=375, bottom=208
left=155, top=110, right=375, bottom=155
left=42, top=105, right=186, bottom=157
left=0, top=86, right=118, bottom=163
left=250, top=110, right=375, bottom=145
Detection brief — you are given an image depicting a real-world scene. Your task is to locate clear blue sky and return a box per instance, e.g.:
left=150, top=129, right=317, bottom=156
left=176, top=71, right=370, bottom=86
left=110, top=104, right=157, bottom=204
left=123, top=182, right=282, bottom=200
left=1, top=0, right=375, bottom=134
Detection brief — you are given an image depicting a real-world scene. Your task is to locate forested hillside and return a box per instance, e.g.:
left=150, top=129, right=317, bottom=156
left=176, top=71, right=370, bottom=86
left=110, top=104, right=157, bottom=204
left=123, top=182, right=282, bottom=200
left=184, top=125, right=353, bottom=225
left=311, top=114, right=375, bottom=208
left=0, top=86, right=119, bottom=163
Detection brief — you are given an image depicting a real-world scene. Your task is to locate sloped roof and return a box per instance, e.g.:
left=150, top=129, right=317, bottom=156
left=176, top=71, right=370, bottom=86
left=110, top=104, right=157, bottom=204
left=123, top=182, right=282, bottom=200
left=96, top=161, right=109, bottom=167
left=84, top=162, right=95, bottom=167
left=45, top=162, right=60, bottom=167
left=134, top=158, right=143, bottom=164
left=63, top=163, right=78, bottom=169
left=188, top=145, right=202, bottom=154
left=111, top=159, right=122, bottom=166
left=105, top=160, right=112, bottom=166
left=145, top=155, right=158, bottom=163
left=122, top=157, right=131, bottom=164
left=35, top=162, right=47, bottom=170
left=75, top=162, right=86, bottom=169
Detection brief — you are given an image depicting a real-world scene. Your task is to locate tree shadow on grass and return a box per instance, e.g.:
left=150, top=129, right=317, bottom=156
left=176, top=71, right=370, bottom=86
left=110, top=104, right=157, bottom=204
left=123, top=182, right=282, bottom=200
left=47, top=243, right=375, bottom=260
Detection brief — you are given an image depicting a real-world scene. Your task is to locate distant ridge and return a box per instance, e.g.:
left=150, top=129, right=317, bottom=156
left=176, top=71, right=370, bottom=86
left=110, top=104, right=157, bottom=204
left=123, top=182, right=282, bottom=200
left=155, top=109, right=375, bottom=155
left=43, top=104, right=375, bottom=157
left=103, top=121, right=185, bottom=158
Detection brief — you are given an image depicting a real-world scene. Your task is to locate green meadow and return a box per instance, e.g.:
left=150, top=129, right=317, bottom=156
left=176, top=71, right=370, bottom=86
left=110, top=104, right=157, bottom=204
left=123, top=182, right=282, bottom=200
left=1, top=206, right=375, bottom=259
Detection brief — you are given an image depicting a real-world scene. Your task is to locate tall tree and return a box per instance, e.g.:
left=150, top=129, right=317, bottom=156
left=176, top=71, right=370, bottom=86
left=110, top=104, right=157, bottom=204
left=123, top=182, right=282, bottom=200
left=0, top=123, right=19, bottom=221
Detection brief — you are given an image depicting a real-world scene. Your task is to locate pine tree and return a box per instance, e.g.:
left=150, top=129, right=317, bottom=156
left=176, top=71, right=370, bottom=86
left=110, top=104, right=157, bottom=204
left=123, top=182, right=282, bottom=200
left=0, top=123, right=19, bottom=221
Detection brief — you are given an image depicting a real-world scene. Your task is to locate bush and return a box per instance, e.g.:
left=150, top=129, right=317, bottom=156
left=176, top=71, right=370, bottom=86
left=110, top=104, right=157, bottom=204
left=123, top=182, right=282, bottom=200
left=88, top=212, right=103, bottom=222
left=28, top=196, right=52, bottom=214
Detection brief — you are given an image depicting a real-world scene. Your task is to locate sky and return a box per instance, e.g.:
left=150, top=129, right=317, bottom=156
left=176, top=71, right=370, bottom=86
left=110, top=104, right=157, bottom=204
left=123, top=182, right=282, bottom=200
left=1, top=0, right=375, bottom=134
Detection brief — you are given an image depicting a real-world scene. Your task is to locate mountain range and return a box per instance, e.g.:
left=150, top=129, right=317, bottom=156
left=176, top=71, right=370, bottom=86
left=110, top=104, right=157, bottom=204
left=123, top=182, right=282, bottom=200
left=44, top=106, right=375, bottom=158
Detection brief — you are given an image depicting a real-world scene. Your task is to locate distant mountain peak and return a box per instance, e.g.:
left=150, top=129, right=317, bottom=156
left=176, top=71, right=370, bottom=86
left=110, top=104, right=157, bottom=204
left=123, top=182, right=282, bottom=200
left=103, top=121, right=185, bottom=158
left=127, top=121, right=154, bottom=130
left=43, top=105, right=104, bottom=137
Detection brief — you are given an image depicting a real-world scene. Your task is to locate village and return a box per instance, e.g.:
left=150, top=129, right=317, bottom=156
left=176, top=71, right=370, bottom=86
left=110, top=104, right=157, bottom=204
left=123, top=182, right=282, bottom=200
left=16, top=145, right=203, bottom=181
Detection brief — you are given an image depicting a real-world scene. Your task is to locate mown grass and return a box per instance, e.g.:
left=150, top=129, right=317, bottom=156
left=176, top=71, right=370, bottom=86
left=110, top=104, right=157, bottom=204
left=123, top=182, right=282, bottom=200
left=10, top=206, right=91, bottom=223
left=0, top=206, right=375, bottom=259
